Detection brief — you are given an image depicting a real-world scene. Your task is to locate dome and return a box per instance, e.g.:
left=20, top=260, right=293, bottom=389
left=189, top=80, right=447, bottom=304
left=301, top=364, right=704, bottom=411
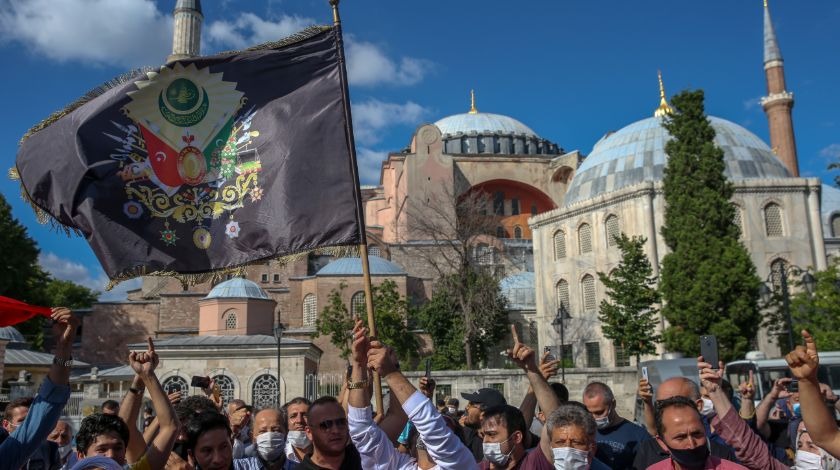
left=0, top=326, right=25, bottom=344
left=564, top=116, right=792, bottom=206
left=205, top=277, right=270, bottom=300
left=316, top=256, right=406, bottom=276
left=500, top=272, right=535, bottom=310
left=435, top=112, right=539, bottom=138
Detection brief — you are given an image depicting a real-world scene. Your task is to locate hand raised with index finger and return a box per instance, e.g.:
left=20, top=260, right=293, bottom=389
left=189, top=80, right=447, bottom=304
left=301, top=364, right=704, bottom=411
left=785, top=330, right=819, bottom=381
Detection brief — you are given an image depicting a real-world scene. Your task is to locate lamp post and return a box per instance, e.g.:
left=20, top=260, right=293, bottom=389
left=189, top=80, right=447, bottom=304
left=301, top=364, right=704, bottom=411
left=759, top=264, right=815, bottom=353
left=552, top=304, right=570, bottom=382
left=273, top=323, right=286, bottom=406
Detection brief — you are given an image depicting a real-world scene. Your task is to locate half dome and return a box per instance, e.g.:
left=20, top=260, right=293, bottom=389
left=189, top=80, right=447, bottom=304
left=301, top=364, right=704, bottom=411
left=564, top=116, right=792, bottom=206
left=316, top=256, right=406, bottom=276
left=205, top=277, right=270, bottom=300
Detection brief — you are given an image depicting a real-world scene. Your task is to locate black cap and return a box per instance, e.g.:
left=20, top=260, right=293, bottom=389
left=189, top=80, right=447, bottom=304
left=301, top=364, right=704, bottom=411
left=460, top=388, right=507, bottom=409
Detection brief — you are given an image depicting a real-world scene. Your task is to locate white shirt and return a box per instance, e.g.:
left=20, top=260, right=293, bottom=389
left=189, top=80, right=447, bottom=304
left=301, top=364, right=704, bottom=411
left=284, top=440, right=301, bottom=464
left=348, top=391, right=478, bottom=470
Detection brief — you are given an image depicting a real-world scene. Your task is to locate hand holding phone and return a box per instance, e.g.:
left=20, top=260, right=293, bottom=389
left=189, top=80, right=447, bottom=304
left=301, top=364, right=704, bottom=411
left=641, top=366, right=649, bottom=381
left=543, top=346, right=556, bottom=362
left=191, top=375, right=211, bottom=389
left=700, top=335, right=720, bottom=369
left=424, top=358, right=432, bottom=380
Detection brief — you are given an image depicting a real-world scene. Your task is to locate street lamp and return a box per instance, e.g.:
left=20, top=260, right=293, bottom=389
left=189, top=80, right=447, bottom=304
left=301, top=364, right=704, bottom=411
left=273, top=323, right=286, bottom=406
left=758, top=264, right=815, bottom=353
left=552, top=304, right=571, bottom=382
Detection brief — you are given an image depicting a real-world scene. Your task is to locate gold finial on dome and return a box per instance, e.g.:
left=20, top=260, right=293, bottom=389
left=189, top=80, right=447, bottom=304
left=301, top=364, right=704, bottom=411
left=469, top=89, right=478, bottom=114
left=654, top=70, right=673, bottom=117
left=763, top=0, right=768, bottom=8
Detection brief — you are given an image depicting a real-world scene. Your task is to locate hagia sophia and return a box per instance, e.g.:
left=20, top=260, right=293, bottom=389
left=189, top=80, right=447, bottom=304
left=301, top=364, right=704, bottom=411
left=3, top=0, right=838, bottom=409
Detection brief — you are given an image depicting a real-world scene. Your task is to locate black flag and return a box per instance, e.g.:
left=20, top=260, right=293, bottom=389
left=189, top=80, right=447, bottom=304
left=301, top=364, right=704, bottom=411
left=14, top=26, right=363, bottom=286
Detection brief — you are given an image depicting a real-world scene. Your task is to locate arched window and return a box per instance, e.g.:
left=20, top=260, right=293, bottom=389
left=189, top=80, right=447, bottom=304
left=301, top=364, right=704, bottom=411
left=303, top=294, right=317, bottom=327
left=212, top=375, right=236, bottom=407
left=162, top=376, right=189, bottom=394
left=223, top=310, right=237, bottom=330
left=764, top=203, right=784, bottom=237
left=251, top=374, right=278, bottom=410
left=770, top=258, right=787, bottom=291
left=733, top=205, right=743, bottom=237
left=513, top=226, right=523, bottom=239
left=582, top=274, right=596, bottom=312
left=832, top=214, right=840, bottom=238
left=553, top=231, right=566, bottom=260
left=368, top=246, right=381, bottom=258
left=555, top=280, right=570, bottom=310
left=578, top=223, right=592, bottom=254
left=496, top=226, right=506, bottom=238
left=604, top=215, right=620, bottom=248
left=351, top=291, right=366, bottom=317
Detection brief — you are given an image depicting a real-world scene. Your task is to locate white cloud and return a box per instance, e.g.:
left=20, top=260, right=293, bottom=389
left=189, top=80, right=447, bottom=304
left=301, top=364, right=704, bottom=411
left=204, top=13, right=316, bottom=51
left=39, top=252, right=140, bottom=302
left=352, top=99, right=430, bottom=145
left=346, top=38, right=432, bottom=86
left=820, top=143, right=840, bottom=161
left=356, top=147, right=387, bottom=185
left=0, top=0, right=172, bottom=67
left=743, top=96, right=762, bottom=110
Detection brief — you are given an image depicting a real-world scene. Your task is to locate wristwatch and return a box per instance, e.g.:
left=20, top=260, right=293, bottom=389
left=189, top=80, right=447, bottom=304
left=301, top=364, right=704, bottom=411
left=53, top=356, right=73, bottom=367
left=347, top=380, right=369, bottom=390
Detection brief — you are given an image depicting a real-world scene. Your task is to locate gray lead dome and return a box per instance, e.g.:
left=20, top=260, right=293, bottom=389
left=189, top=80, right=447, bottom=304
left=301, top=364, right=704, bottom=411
left=563, top=116, right=792, bottom=206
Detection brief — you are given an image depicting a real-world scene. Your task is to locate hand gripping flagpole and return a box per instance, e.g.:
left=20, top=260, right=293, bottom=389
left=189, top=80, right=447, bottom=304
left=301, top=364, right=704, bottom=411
left=329, top=0, right=384, bottom=417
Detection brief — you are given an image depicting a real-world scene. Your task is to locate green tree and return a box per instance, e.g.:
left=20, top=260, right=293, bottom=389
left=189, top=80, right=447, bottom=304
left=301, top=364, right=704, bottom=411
left=597, top=233, right=661, bottom=365
left=0, top=193, right=46, bottom=304
left=44, top=278, right=99, bottom=309
left=658, top=90, right=762, bottom=362
left=314, top=280, right=419, bottom=362
left=418, top=270, right=508, bottom=370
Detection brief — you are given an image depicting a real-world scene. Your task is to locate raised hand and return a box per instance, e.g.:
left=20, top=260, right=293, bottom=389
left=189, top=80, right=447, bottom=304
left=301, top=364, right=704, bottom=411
left=638, top=378, right=653, bottom=403
left=419, top=376, right=436, bottom=398
left=698, top=356, right=724, bottom=393
left=129, top=337, right=159, bottom=376
left=785, top=330, right=819, bottom=381
left=738, top=370, right=755, bottom=400
left=507, top=324, right=538, bottom=373
left=350, top=318, right=369, bottom=366
left=539, top=351, right=560, bottom=381
left=768, top=377, right=793, bottom=400
left=50, top=307, right=79, bottom=346
left=367, top=340, right=399, bottom=378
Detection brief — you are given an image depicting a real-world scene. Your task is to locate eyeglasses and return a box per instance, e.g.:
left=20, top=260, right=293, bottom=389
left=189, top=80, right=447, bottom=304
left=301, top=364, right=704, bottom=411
left=317, top=417, right=347, bottom=431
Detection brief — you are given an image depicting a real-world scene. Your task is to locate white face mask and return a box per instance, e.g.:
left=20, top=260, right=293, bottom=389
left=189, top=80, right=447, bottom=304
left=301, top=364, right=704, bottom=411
left=287, top=430, right=311, bottom=449
left=483, top=436, right=514, bottom=466
left=594, top=408, right=611, bottom=430
left=447, top=406, right=457, bottom=414
left=552, top=446, right=589, bottom=470
left=700, top=398, right=716, bottom=418
left=256, top=431, right=286, bottom=462
left=793, top=449, right=822, bottom=469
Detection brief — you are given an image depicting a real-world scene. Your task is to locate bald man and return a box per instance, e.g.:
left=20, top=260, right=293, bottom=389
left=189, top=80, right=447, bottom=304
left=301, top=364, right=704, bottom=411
left=631, top=377, right=736, bottom=470
left=238, top=408, right=287, bottom=469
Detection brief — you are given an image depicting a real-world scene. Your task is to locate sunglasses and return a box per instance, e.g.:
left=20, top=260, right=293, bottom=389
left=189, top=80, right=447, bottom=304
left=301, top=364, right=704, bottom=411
left=317, top=417, right=347, bottom=431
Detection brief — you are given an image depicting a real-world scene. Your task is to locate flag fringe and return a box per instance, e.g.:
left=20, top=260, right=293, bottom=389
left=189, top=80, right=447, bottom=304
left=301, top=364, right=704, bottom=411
left=8, top=166, right=82, bottom=236
left=103, top=243, right=361, bottom=291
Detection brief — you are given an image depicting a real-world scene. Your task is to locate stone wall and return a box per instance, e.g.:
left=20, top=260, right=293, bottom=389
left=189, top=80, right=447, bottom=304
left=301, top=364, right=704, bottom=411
left=159, top=293, right=205, bottom=333
left=78, top=301, right=160, bottom=365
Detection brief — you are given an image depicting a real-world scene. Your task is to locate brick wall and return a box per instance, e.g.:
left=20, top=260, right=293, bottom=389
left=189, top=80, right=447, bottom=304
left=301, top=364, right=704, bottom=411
left=77, top=302, right=160, bottom=365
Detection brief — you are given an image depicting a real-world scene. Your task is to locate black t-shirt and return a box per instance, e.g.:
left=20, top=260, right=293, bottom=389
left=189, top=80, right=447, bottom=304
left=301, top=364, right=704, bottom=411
left=595, top=419, right=651, bottom=470
left=462, top=425, right=484, bottom=462
left=298, top=445, right=362, bottom=470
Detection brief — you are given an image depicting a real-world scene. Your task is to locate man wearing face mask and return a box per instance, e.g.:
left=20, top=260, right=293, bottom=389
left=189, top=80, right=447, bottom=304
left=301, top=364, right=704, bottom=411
left=48, top=419, right=77, bottom=470
left=282, top=397, right=312, bottom=467
left=648, top=396, right=747, bottom=470
left=238, top=409, right=288, bottom=469
left=582, top=382, right=650, bottom=469
left=544, top=402, right=611, bottom=470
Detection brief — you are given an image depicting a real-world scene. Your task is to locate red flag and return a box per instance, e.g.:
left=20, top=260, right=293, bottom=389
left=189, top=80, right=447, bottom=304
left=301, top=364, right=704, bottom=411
left=0, top=296, right=52, bottom=327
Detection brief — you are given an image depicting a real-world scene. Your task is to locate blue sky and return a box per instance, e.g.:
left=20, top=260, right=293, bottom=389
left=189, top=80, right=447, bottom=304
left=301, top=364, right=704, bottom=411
left=1, top=0, right=838, bottom=299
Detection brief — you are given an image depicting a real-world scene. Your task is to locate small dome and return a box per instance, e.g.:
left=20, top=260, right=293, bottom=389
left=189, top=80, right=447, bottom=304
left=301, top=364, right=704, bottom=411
left=500, top=272, right=535, bottom=310
left=435, top=112, right=538, bottom=138
left=564, top=116, right=792, bottom=206
left=316, top=256, right=406, bottom=276
left=0, top=326, right=25, bottom=344
left=205, top=277, right=270, bottom=300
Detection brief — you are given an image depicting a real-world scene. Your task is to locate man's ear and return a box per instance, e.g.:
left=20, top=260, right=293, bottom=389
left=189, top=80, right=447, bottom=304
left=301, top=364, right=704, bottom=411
left=1, top=419, right=8, bottom=431
left=512, top=430, right=524, bottom=445
left=655, top=435, right=668, bottom=452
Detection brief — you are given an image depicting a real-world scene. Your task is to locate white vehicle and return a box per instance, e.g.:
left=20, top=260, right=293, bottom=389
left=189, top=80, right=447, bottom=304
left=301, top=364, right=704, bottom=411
left=724, top=351, right=840, bottom=402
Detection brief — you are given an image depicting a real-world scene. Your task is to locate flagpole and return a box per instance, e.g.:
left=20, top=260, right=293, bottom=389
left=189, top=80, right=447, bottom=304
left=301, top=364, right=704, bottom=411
left=329, top=0, right=384, bottom=417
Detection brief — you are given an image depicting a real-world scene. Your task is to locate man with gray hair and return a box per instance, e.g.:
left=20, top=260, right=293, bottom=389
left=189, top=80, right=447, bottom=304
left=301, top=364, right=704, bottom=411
left=582, top=382, right=650, bottom=469
left=544, top=402, right=610, bottom=469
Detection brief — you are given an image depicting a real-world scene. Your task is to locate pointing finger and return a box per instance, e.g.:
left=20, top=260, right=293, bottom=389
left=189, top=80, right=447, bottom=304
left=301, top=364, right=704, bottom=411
left=147, top=337, right=155, bottom=353
left=802, top=330, right=817, bottom=355
left=510, top=324, right=520, bottom=345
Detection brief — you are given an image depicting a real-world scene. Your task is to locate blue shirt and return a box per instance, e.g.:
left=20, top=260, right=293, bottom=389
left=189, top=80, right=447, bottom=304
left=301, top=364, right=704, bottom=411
left=594, top=419, right=651, bottom=470
left=0, top=377, right=71, bottom=470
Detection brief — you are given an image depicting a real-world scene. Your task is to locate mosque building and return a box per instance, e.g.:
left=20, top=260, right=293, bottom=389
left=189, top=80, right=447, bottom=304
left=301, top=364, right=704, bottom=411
left=55, top=0, right=840, bottom=404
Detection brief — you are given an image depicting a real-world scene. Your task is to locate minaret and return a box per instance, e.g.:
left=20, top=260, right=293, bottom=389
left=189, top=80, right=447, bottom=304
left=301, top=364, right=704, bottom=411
left=167, top=0, right=203, bottom=63
left=760, top=0, right=799, bottom=176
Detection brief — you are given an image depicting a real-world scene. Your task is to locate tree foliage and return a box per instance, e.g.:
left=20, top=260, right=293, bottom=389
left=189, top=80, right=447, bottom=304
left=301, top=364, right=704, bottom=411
left=597, top=233, right=661, bottom=364
left=418, top=270, right=508, bottom=370
left=314, top=280, right=419, bottom=362
left=658, top=90, right=762, bottom=362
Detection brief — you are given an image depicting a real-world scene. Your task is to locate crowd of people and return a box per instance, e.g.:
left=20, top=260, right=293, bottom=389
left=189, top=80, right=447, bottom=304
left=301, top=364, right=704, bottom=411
left=1, top=309, right=840, bottom=470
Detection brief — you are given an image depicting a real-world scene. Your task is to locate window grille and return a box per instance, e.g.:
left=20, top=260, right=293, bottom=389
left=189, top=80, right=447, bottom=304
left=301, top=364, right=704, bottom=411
left=513, top=226, right=523, bottom=239
left=212, top=375, right=236, bottom=407
left=368, top=246, right=381, bottom=258
left=251, top=374, right=278, bottom=410
left=351, top=291, right=366, bottom=317
left=553, top=231, right=566, bottom=260
left=605, top=215, right=620, bottom=247
left=555, top=280, right=570, bottom=310
left=496, top=226, right=506, bottom=238
left=582, top=275, right=596, bottom=311
left=770, top=258, right=786, bottom=291
left=303, top=294, right=317, bottom=326
left=224, top=311, right=237, bottom=330
left=162, top=376, right=189, bottom=394
left=764, top=203, right=784, bottom=237
left=614, top=342, right=630, bottom=367
left=585, top=342, right=601, bottom=368
left=578, top=224, right=592, bottom=253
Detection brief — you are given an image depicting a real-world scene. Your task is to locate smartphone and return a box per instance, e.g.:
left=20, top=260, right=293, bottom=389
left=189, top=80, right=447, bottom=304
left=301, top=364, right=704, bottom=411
left=191, top=375, right=211, bottom=389
left=789, top=380, right=799, bottom=393
left=424, top=358, right=432, bottom=380
left=700, top=335, right=719, bottom=369
left=641, top=366, right=649, bottom=381
left=544, top=346, right=556, bottom=362
left=346, top=364, right=353, bottom=380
